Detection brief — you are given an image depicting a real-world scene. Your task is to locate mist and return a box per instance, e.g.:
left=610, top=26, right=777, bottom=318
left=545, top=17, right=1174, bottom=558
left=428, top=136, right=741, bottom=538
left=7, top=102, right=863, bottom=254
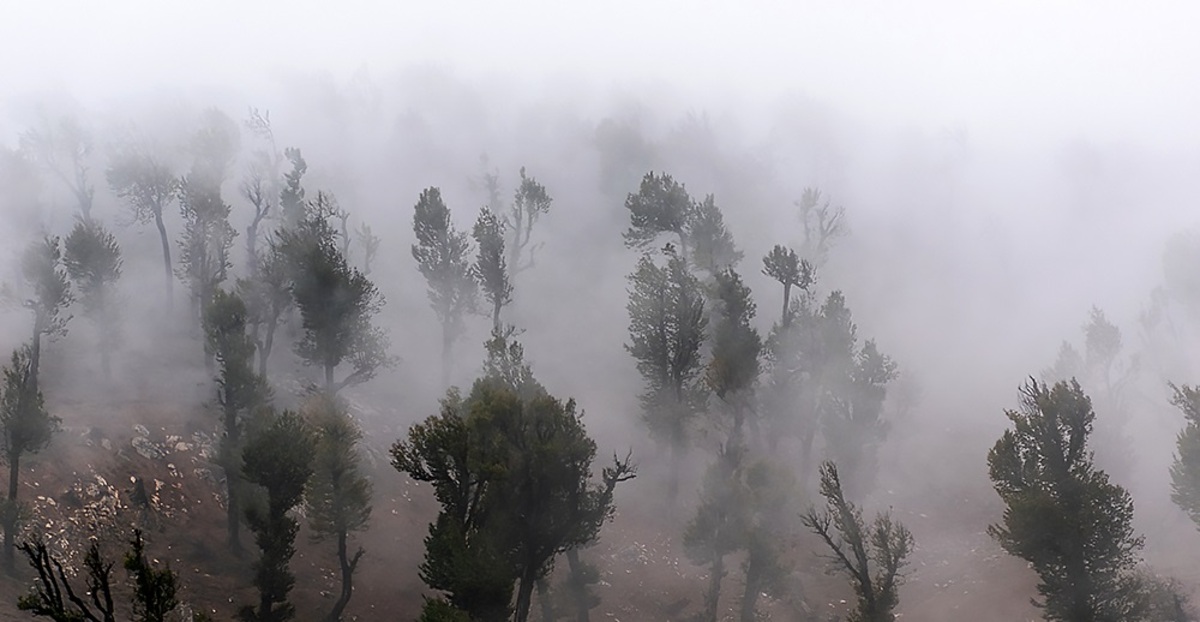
left=2, top=2, right=1200, bottom=621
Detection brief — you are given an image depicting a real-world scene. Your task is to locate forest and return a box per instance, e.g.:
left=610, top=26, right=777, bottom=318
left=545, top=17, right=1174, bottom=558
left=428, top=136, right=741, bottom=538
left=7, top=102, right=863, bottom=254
left=2, top=5, right=1200, bottom=622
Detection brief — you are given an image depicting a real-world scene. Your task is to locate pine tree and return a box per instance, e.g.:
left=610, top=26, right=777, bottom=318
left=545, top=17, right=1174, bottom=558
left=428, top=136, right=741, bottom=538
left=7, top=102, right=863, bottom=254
left=988, top=379, right=1148, bottom=621
left=63, top=219, right=123, bottom=378
left=625, top=245, right=707, bottom=501
left=304, top=396, right=373, bottom=622
left=0, top=346, right=59, bottom=572
left=687, top=195, right=742, bottom=276
left=622, top=172, right=693, bottom=257
left=803, top=461, right=912, bottom=622
left=240, top=411, right=316, bottom=622
left=107, top=147, right=180, bottom=307
left=473, top=207, right=512, bottom=331
left=412, top=187, right=478, bottom=386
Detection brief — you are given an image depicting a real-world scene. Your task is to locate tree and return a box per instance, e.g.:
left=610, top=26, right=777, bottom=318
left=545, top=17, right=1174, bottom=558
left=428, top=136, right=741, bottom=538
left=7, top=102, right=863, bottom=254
left=622, top=172, right=693, bottom=257
left=241, top=108, right=283, bottom=273
left=1169, top=384, right=1200, bottom=529
left=17, top=530, right=179, bottom=622
left=737, top=459, right=795, bottom=622
left=412, top=187, right=478, bottom=386
left=0, top=346, right=60, bottom=572
left=107, top=147, right=181, bottom=307
left=204, top=288, right=270, bottom=552
left=688, top=195, right=742, bottom=276
left=237, top=243, right=292, bottom=378
left=281, top=201, right=393, bottom=395
left=240, top=410, right=316, bottom=622
left=988, top=379, right=1148, bottom=621
left=393, top=337, right=633, bottom=622
left=17, top=236, right=73, bottom=387
left=18, top=537, right=116, bottom=621
left=20, top=116, right=95, bottom=221
left=761, top=244, right=812, bottom=328
left=504, top=168, right=553, bottom=276
left=63, top=219, right=123, bottom=378
left=802, top=461, right=913, bottom=622
left=304, top=396, right=373, bottom=622
left=705, top=269, right=762, bottom=443
left=354, top=222, right=381, bottom=277
left=124, top=529, right=180, bottom=622
left=277, top=148, right=307, bottom=232
left=178, top=109, right=240, bottom=338
left=684, top=443, right=749, bottom=622
left=625, top=246, right=707, bottom=501
left=473, top=207, right=512, bottom=332
left=796, top=187, right=846, bottom=268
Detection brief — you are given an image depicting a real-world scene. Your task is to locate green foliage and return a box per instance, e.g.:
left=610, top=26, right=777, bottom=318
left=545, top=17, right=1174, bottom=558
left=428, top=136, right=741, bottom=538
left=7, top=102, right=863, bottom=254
left=687, top=194, right=742, bottom=275
left=63, top=219, right=122, bottom=375
left=20, top=236, right=74, bottom=344
left=1170, top=384, right=1200, bottom=529
left=277, top=148, right=308, bottom=231
left=392, top=340, right=632, bottom=622
left=240, top=410, right=317, bottom=622
left=280, top=201, right=393, bottom=394
left=761, top=244, right=812, bottom=327
left=473, top=206, right=512, bottom=330
left=124, top=530, right=179, bottom=622
left=176, top=173, right=236, bottom=325
left=625, top=247, right=708, bottom=457
left=237, top=241, right=293, bottom=377
left=622, top=172, right=693, bottom=253
left=706, top=269, right=761, bottom=409
left=1, top=345, right=60, bottom=466
left=304, top=395, right=372, bottom=622
left=505, top=168, right=552, bottom=275
left=988, top=379, right=1147, bottom=622
left=412, top=187, right=478, bottom=381
left=418, top=597, right=472, bottom=622
left=803, top=461, right=912, bottom=622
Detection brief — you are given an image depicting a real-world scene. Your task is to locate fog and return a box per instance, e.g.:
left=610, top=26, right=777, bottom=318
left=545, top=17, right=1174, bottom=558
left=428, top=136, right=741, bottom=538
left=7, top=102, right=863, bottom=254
left=3, top=2, right=1200, bottom=620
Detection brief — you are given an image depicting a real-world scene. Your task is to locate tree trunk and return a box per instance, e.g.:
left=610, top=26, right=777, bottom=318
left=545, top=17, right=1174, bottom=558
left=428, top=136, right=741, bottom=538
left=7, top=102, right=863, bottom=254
left=4, top=451, right=19, bottom=573
left=565, top=548, right=590, bottom=622
left=324, top=530, right=359, bottom=622
left=703, top=553, right=725, bottom=622
left=781, top=282, right=791, bottom=328
left=514, top=565, right=539, bottom=622
left=492, top=301, right=502, bottom=334
left=441, top=324, right=452, bottom=389
left=325, top=363, right=336, bottom=397
left=667, top=442, right=681, bottom=507
left=740, top=552, right=762, bottom=622
left=30, top=323, right=42, bottom=393
left=154, top=210, right=173, bottom=310
left=224, top=402, right=242, bottom=554
left=536, top=578, right=555, bottom=622
left=260, top=317, right=277, bottom=378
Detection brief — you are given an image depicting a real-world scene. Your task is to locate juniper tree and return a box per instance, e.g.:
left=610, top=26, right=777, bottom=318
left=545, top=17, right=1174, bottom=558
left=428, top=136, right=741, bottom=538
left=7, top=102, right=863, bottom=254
left=737, top=458, right=796, bottom=622
left=281, top=201, right=393, bottom=395
left=63, top=219, right=123, bottom=378
left=240, top=410, right=316, bottom=622
left=625, top=245, right=707, bottom=501
left=504, top=168, right=553, bottom=276
left=393, top=337, right=633, bottom=622
left=684, top=443, right=750, bottom=622
left=761, top=244, right=812, bottom=328
left=622, top=172, right=694, bottom=258
left=1170, top=384, right=1200, bottom=530
left=803, top=461, right=913, bottom=622
left=17, top=236, right=73, bottom=387
left=688, top=195, right=742, bottom=276
left=706, top=269, right=762, bottom=443
left=204, top=288, right=270, bottom=552
left=107, top=147, right=181, bottom=307
left=988, top=379, right=1148, bottom=622
left=473, top=207, right=512, bottom=331
left=412, top=187, right=477, bottom=386
left=124, top=529, right=180, bottom=622
left=0, top=346, right=60, bottom=572
left=237, top=243, right=292, bottom=378
left=277, top=148, right=307, bottom=232
left=304, top=396, right=373, bottom=622
left=178, top=108, right=240, bottom=336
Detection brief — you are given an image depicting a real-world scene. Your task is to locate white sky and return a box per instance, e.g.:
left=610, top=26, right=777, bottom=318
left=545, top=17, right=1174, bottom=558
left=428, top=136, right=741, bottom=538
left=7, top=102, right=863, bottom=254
left=2, top=1, right=1198, bottom=147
